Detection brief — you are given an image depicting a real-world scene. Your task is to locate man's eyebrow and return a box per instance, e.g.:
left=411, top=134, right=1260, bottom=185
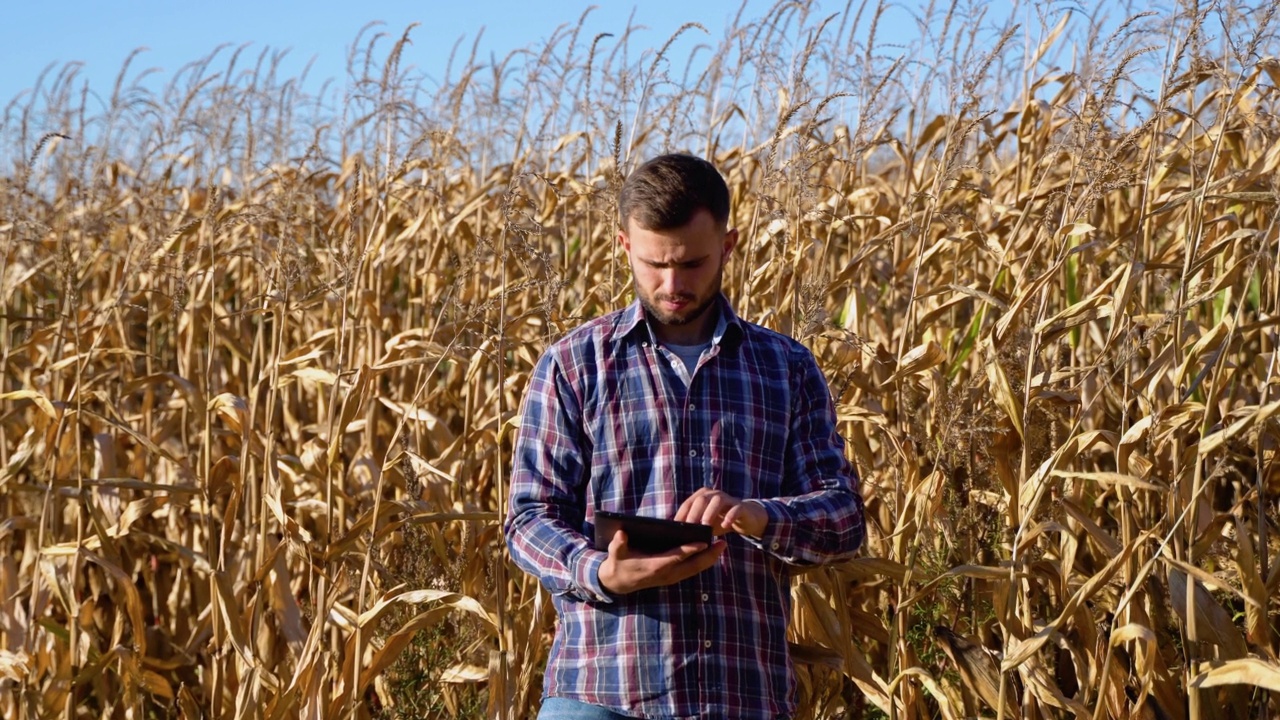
left=639, top=255, right=708, bottom=267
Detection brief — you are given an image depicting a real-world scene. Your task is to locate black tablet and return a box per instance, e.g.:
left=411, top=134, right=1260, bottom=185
left=593, top=510, right=714, bottom=554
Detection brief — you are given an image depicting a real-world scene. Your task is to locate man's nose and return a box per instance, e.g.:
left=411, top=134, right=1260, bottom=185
left=659, top=269, right=684, bottom=295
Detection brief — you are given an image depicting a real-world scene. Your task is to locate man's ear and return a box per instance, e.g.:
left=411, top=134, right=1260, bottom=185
left=722, top=227, right=739, bottom=259
left=617, top=229, right=630, bottom=254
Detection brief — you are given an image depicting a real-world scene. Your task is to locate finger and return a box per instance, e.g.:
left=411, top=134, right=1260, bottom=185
left=722, top=504, right=741, bottom=530
left=638, top=541, right=726, bottom=590
left=676, top=496, right=708, bottom=525
left=726, top=501, right=766, bottom=536
left=674, top=487, right=716, bottom=522
left=657, top=545, right=720, bottom=587
left=674, top=489, right=710, bottom=522
left=700, top=494, right=728, bottom=527
left=678, top=540, right=727, bottom=575
left=665, top=544, right=708, bottom=563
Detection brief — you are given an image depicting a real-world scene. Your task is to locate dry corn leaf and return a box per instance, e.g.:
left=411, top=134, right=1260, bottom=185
left=1174, top=315, right=1233, bottom=393
left=265, top=492, right=314, bottom=543
left=1051, top=470, right=1164, bottom=492
left=283, top=366, right=338, bottom=386
left=84, top=408, right=197, bottom=481
left=1108, top=623, right=1159, bottom=712
left=1060, top=499, right=1122, bottom=558
left=124, top=372, right=204, bottom=410
left=1189, top=657, right=1280, bottom=693
left=141, top=668, right=175, bottom=700
left=209, top=392, right=249, bottom=432
left=843, top=643, right=894, bottom=714
left=1167, top=568, right=1247, bottom=658
left=1017, top=653, right=1089, bottom=718
left=1105, top=262, right=1145, bottom=347
left=794, top=582, right=845, bottom=656
left=985, top=340, right=1024, bottom=439
left=790, top=641, right=844, bottom=670
left=440, top=663, right=488, bottom=683
left=0, top=650, right=31, bottom=681
left=886, top=341, right=944, bottom=383
left=901, top=565, right=1017, bottom=611
left=357, top=607, right=451, bottom=695
left=1035, top=295, right=1112, bottom=343
left=114, top=495, right=170, bottom=537
left=81, top=550, right=148, bottom=656
left=836, top=557, right=909, bottom=584
left=356, top=587, right=495, bottom=631
left=328, top=364, right=373, bottom=466
left=1018, top=430, right=1112, bottom=528
left=1233, top=516, right=1269, bottom=647
left=891, top=667, right=962, bottom=720
left=1003, top=533, right=1140, bottom=671
left=1, top=426, right=42, bottom=484
left=1198, top=399, right=1280, bottom=456
left=0, top=389, right=57, bottom=418
left=213, top=570, right=256, bottom=665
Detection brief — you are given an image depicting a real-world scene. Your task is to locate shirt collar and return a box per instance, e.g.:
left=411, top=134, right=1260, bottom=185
left=613, top=294, right=745, bottom=350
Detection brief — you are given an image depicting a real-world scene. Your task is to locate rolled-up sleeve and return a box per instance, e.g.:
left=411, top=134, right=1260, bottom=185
left=504, top=350, right=613, bottom=604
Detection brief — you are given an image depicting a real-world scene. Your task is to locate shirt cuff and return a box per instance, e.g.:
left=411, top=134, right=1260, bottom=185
left=745, top=499, right=796, bottom=557
left=571, top=547, right=615, bottom=604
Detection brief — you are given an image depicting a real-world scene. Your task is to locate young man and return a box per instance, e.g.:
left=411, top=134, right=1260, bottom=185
left=505, top=154, right=866, bottom=719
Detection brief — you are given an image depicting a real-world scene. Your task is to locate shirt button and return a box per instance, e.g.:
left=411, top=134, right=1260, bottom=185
left=771, top=542, right=781, bottom=550
left=704, top=640, right=712, bottom=649
left=687, top=404, right=695, bottom=412
left=689, top=449, right=697, bottom=457
left=701, top=593, right=709, bottom=601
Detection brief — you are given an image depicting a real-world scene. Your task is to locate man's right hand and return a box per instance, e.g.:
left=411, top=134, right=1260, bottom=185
left=597, top=528, right=725, bottom=595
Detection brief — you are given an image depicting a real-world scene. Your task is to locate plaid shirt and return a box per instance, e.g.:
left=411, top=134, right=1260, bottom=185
left=505, top=296, right=866, bottom=720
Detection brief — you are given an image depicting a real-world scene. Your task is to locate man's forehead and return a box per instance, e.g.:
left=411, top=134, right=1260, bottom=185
left=631, top=237, right=709, bottom=260
left=622, top=207, right=725, bottom=234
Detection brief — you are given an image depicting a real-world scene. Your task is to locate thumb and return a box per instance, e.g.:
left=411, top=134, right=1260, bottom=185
left=609, top=528, right=630, bottom=556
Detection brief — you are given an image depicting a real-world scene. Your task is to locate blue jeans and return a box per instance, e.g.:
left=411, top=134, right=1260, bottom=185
left=537, top=697, right=639, bottom=719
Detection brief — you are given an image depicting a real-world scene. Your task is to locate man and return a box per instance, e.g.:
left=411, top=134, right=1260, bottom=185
left=505, top=153, right=866, bottom=719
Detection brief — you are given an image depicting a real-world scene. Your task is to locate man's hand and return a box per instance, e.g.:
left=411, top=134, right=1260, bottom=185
left=675, top=487, right=768, bottom=538
left=597, top=529, right=725, bottom=595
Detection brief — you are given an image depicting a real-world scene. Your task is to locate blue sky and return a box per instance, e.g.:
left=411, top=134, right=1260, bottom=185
left=1, top=0, right=780, bottom=106
left=2, top=1, right=1085, bottom=108
left=1, top=0, right=1176, bottom=163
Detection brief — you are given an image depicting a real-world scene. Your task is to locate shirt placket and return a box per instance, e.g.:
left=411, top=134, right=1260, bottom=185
left=687, top=349, right=722, bottom=717
left=649, top=336, right=726, bottom=716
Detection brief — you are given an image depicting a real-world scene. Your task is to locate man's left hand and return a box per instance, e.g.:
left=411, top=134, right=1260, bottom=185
left=675, top=487, right=768, bottom=538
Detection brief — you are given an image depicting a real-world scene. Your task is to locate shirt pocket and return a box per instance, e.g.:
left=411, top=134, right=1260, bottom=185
left=711, top=413, right=786, bottom=499
left=589, top=402, right=681, bottom=512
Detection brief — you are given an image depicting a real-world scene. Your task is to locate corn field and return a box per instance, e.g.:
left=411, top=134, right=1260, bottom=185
left=2, top=1, right=1280, bottom=717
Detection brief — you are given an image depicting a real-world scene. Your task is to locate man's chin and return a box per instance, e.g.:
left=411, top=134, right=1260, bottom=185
left=649, top=300, right=713, bottom=328
left=652, top=311, right=692, bottom=327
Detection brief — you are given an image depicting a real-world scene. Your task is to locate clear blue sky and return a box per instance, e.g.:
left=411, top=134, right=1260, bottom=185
left=0, top=0, right=1165, bottom=147
left=2, top=1, right=1089, bottom=108
left=0, top=0, right=781, bottom=106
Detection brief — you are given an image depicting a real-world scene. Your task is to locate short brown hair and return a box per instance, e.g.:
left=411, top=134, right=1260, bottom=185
left=619, top=154, right=730, bottom=231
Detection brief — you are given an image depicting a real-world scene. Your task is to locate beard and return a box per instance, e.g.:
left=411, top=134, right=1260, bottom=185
left=636, top=264, right=723, bottom=329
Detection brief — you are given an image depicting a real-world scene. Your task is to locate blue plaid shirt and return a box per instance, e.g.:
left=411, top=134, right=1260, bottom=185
left=505, top=296, right=865, bottom=719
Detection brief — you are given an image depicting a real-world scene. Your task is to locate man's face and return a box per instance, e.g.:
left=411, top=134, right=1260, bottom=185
left=619, top=209, right=738, bottom=340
